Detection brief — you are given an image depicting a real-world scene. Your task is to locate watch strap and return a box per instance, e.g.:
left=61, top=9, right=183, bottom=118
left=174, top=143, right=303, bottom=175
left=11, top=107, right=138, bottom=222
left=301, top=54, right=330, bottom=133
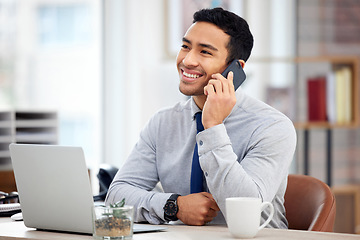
left=168, top=193, right=180, bottom=202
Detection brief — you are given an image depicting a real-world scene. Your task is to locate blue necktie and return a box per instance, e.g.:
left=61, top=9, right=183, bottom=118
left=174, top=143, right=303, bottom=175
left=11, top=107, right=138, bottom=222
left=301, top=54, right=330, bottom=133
left=190, top=112, right=204, bottom=193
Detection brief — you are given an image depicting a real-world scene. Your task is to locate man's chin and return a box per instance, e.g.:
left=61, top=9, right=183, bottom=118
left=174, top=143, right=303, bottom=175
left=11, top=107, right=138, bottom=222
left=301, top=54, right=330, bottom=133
left=179, top=90, right=205, bottom=99
left=179, top=82, right=206, bottom=97
left=179, top=87, right=191, bottom=96
left=179, top=85, right=198, bottom=96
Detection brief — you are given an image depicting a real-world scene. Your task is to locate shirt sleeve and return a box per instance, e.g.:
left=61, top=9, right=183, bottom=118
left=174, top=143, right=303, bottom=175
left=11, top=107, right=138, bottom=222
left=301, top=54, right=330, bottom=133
left=105, top=117, right=172, bottom=224
left=197, top=119, right=296, bottom=218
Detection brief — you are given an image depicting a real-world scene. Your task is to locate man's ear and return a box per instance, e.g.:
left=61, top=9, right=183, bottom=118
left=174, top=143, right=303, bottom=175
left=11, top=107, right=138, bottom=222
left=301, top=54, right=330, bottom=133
left=238, top=59, right=245, bottom=68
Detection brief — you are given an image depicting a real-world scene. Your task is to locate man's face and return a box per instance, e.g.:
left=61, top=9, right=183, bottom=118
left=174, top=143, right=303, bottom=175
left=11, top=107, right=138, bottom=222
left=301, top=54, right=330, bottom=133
left=176, top=21, right=230, bottom=97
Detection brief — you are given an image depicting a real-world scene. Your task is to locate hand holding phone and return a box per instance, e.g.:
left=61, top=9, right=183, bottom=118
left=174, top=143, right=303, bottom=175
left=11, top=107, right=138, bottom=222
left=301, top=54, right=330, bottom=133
left=202, top=60, right=245, bottom=129
left=221, top=60, right=246, bottom=90
left=202, top=60, right=246, bottom=129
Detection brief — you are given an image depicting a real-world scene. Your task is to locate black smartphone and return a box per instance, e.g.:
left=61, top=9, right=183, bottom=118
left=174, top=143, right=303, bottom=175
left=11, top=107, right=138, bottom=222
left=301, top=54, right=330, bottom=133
left=221, top=59, right=246, bottom=90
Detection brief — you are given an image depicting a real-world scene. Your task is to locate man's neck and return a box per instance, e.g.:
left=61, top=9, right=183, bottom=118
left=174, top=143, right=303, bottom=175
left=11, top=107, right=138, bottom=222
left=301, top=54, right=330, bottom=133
left=193, top=95, right=207, bottom=110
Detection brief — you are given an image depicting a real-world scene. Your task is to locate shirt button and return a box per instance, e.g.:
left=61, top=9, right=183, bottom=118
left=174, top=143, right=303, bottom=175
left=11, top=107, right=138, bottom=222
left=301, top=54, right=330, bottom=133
left=205, top=172, right=208, bottom=177
left=199, top=140, right=203, bottom=146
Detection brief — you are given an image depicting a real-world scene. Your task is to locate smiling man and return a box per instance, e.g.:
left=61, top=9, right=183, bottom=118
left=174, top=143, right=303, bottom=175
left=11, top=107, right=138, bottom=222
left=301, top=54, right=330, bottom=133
left=106, top=8, right=296, bottom=228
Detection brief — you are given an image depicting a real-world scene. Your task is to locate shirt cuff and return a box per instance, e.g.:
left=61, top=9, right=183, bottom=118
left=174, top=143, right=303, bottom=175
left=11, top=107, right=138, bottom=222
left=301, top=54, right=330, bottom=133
left=144, top=193, right=173, bottom=224
left=196, top=124, right=231, bottom=156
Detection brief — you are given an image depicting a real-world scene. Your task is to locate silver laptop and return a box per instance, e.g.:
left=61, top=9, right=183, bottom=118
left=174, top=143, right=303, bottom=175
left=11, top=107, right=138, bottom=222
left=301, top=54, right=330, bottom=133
left=9, top=143, right=167, bottom=235
left=10, top=143, right=94, bottom=234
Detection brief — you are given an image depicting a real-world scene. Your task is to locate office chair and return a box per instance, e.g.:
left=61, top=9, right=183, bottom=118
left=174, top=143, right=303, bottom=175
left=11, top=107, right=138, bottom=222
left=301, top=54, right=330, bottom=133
left=93, top=164, right=119, bottom=201
left=284, top=174, right=336, bottom=232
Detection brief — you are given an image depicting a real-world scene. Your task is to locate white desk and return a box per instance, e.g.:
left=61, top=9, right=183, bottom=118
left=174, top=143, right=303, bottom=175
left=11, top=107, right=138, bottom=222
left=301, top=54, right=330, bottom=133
left=0, top=217, right=359, bottom=240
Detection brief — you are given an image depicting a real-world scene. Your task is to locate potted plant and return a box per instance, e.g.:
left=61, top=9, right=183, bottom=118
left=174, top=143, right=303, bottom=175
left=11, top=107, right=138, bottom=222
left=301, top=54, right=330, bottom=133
left=93, top=198, right=134, bottom=239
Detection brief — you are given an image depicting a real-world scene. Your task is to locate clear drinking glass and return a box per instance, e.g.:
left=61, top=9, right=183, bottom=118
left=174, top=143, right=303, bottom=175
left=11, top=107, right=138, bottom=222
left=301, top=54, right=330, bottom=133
left=93, top=205, right=134, bottom=240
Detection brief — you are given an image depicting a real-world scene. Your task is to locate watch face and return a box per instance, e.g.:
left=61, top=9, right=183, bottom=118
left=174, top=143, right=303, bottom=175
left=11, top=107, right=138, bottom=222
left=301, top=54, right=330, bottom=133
left=164, top=201, right=177, bottom=216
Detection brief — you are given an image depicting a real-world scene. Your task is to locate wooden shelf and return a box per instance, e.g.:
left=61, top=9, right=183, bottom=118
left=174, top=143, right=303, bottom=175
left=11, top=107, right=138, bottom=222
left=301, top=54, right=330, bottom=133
left=250, top=55, right=359, bottom=128
left=332, top=185, right=360, bottom=234
left=252, top=56, right=360, bottom=186
left=294, top=56, right=359, bottom=128
left=294, top=121, right=359, bottom=129
left=294, top=56, right=359, bottom=186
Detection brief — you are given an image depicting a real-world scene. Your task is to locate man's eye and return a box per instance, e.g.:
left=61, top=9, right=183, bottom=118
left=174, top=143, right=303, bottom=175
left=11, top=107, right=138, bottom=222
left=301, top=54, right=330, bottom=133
left=201, top=50, right=212, bottom=55
left=181, top=44, right=189, bottom=49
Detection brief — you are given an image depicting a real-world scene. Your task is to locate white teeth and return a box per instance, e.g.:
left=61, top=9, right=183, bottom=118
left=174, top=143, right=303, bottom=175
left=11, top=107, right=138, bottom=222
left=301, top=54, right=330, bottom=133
left=183, top=71, right=200, bottom=79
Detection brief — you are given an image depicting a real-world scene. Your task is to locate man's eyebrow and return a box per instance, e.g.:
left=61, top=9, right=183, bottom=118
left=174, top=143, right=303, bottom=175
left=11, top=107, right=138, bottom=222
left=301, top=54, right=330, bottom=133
left=182, top=37, right=218, bottom=51
left=182, top=37, right=191, bottom=44
left=199, top=43, right=218, bottom=51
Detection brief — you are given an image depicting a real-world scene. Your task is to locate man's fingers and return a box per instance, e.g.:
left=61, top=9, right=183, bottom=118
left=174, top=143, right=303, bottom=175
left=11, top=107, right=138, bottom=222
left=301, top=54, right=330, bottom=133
left=204, top=83, right=215, bottom=96
left=200, top=191, right=215, bottom=200
left=203, top=209, right=218, bottom=224
left=200, top=192, right=220, bottom=211
left=210, top=200, right=220, bottom=211
left=210, top=72, right=235, bottom=94
left=207, top=79, right=223, bottom=94
left=177, top=193, right=221, bottom=226
left=207, top=208, right=218, bottom=218
left=227, top=71, right=235, bottom=92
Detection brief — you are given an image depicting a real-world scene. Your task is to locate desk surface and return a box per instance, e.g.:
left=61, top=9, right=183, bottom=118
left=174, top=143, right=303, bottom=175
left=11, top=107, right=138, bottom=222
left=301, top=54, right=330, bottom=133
left=0, top=217, right=359, bottom=240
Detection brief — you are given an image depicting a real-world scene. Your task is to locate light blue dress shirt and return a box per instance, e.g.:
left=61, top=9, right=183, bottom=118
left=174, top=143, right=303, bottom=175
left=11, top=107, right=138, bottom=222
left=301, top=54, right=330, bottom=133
left=106, top=88, right=297, bottom=228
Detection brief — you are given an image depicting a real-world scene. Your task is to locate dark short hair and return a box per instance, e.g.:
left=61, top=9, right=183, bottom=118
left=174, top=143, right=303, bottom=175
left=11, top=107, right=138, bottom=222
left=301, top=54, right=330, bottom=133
left=193, top=7, right=254, bottom=63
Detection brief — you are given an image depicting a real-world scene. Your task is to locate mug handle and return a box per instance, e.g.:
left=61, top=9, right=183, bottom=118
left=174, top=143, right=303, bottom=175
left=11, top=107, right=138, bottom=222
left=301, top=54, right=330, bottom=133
left=258, top=201, right=274, bottom=230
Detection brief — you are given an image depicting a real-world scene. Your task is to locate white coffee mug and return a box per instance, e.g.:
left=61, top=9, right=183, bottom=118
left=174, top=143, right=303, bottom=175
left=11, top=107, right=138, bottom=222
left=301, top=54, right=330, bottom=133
left=226, top=197, right=274, bottom=238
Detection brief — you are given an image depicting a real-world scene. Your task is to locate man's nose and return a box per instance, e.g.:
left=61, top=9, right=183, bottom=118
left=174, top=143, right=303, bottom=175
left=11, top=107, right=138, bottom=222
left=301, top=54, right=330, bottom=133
left=182, top=50, right=199, bottom=67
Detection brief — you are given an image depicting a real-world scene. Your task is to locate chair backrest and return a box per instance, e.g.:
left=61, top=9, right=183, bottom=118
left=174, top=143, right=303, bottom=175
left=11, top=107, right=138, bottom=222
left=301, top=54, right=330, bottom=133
left=284, top=174, right=336, bottom=232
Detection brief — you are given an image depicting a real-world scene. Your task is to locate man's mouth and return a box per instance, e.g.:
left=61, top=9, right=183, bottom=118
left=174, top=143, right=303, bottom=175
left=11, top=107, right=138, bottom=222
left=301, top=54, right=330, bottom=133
left=181, top=69, right=204, bottom=81
left=183, top=70, right=201, bottom=79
